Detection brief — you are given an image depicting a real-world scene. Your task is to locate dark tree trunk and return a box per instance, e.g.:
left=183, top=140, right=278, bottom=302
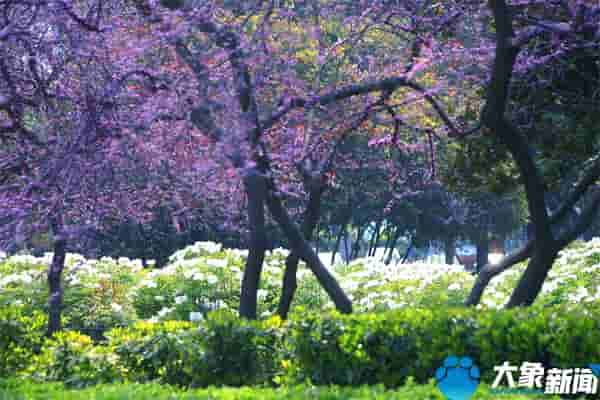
left=351, top=226, right=364, bottom=260
left=331, top=225, right=344, bottom=266
left=506, top=247, right=558, bottom=307
left=444, top=237, right=456, bottom=265
left=277, top=181, right=322, bottom=319
left=266, top=192, right=352, bottom=314
left=476, top=232, right=489, bottom=273
left=383, top=227, right=393, bottom=257
left=465, top=240, right=534, bottom=306
left=385, top=227, right=401, bottom=265
left=343, top=228, right=351, bottom=261
left=239, top=170, right=268, bottom=319
left=47, top=228, right=67, bottom=337
left=369, top=220, right=382, bottom=257
left=401, top=236, right=414, bottom=263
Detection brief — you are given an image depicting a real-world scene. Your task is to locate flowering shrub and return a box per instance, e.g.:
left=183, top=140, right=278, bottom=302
left=2, top=239, right=600, bottom=327
left=0, top=254, right=141, bottom=336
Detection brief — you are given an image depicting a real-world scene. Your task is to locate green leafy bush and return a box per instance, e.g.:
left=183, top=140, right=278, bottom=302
left=191, top=311, right=282, bottom=386
left=30, top=331, right=121, bottom=388
left=108, top=320, right=195, bottom=385
left=286, top=306, right=600, bottom=387
left=0, top=306, right=47, bottom=377
left=107, top=313, right=282, bottom=387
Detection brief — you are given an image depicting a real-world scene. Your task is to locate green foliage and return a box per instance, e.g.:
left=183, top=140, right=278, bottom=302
left=30, top=331, right=121, bottom=388
left=107, top=313, right=281, bottom=387
left=285, top=306, right=600, bottom=388
left=107, top=320, right=196, bottom=385
left=0, top=306, right=47, bottom=377
left=442, top=136, right=521, bottom=196
left=0, top=379, right=571, bottom=400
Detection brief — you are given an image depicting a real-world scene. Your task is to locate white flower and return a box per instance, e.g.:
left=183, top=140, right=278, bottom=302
left=206, top=275, right=218, bottom=284
left=206, top=258, right=228, bottom=268
left=192, top=272, right=205, bottom=281
left=189, top=312, right=204, bottom=322
left=197, top=241, right=222, bottom=254
left=111, top=303, right=123, bottom=313
left=157, top=306, right=173, bottom=318
left=363, top=280, right=380, bottom=289
left=448, top=283, right=461, bottom=291
left=175, top=295, right=188, bottom=305
left=145, top=280, right=157, bottom=288
left=257, top=289, right=269, bottom=300
left=118, top=257, right=130, bottom=265
left=154, top=295, right=165, bottom=301
left=208, top=300, right=226, bottom=310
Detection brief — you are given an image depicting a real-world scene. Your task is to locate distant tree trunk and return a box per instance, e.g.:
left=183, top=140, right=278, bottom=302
left=476, top=232, right=489, bottom=273
left=444, top=237, right=456, bottom=265
left=278, top=179, right=323, bottom=319
left=331, top=226, right=344, bottom=266
left=383, top=227, right=393, bottom=256
left=370, top=220, right=382, bottom=257
left=385, top=227, right=401, bottom=265
left=343, top=229, right=351, bottom=261
left=239, top=170, right=268, bottom=319
left=367, top=223, right=376, bottom=257
left=266, top=192, right=352, bottom=314
left=401, top=236, right=414, bottom=263
left=47, top=219, right=67, bottom=337
left=351, top=225, right=364, bottom=260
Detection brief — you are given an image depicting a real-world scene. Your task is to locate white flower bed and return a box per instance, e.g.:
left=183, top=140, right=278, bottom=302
left=1, top=239, right=600, bottom=324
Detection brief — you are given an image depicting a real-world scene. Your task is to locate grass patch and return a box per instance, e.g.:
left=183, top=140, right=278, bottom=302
left=0, top=379, right=571, bottom=400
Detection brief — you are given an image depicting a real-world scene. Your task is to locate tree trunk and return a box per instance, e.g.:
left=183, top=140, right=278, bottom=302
left=385, top=227, right=401, bottom=265
left=465, top=240, right=534, bottom=306
left=401, top=236, right=414, bottom=264
left=351, top=226, right=364, bottom=260
left=277, top=182, right=322, bottom=319
left=331, top=225, right=344, bottom=266
left=343, top=229, right=351, bottom=262
left=444, top=237, right=456, bottom=265
left=383, top=227, right=393, bottom=258
left=476, top=232, right=489, bottom=273
left=506, top=247, right=558, bottom=307
left=239, top=170, right=268, bottom=319
left=266, top=192, right=352, bottom=313
left=47, top=229, right=67, bottom=337
left=369, top=221, right=382, bottom=257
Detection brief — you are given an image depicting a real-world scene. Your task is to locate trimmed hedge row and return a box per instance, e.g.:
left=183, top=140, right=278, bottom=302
left=0, top=379, right=569, bottom=400
left=2, top=305, right=600, bottom=389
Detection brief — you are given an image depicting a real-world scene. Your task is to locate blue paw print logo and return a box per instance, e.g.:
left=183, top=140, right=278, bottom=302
left=435, top=356, right=480, bottom=400
left=590, top=364, right=600, bottom=377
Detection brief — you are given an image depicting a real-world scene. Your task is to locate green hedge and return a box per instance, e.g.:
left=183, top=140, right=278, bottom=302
left=286, top=306, right=600, bottom=386
left=0, top=379, right=569, bottom=400
left=3, top=305, right=600, bottom=390
left=0, top=307, right=47, bottom=377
